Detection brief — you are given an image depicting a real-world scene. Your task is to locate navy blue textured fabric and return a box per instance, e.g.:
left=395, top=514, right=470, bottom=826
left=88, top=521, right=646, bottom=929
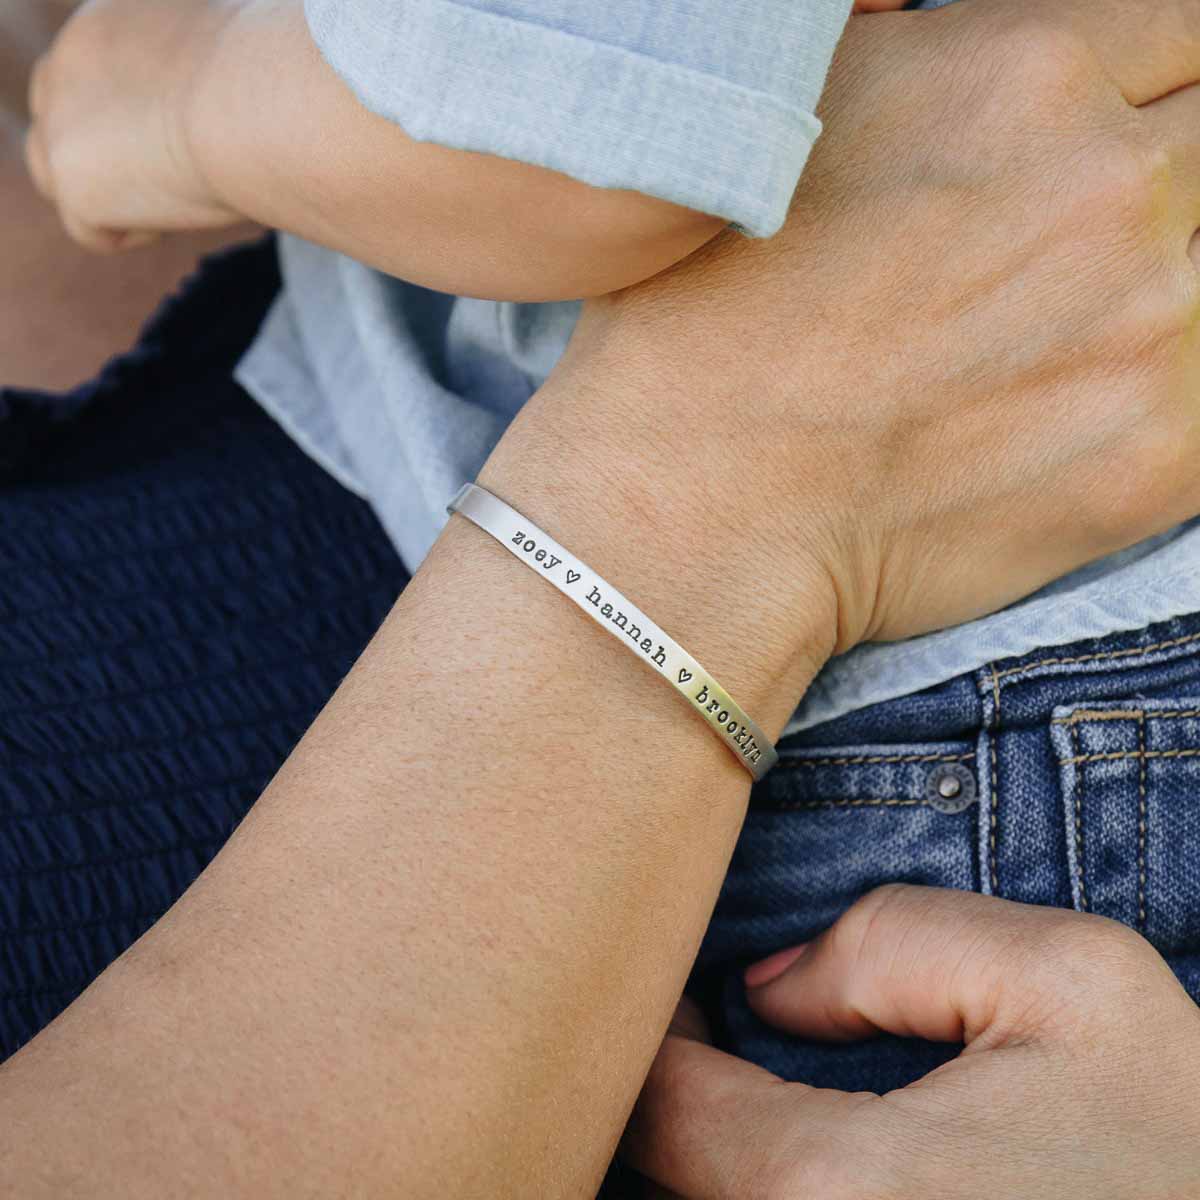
left=0, top=237, right=410, bottom=1059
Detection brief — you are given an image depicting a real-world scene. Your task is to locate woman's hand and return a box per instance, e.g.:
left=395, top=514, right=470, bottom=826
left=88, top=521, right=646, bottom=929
left=500, top=0, right=1200, bottom=687
left=626, top=885, right=1200, bottom=1199
left=23, top=0, right=242, bottom=251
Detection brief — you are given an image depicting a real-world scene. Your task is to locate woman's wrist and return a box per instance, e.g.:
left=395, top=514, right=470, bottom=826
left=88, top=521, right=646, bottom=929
left=475, top=364, right=843, bottom=738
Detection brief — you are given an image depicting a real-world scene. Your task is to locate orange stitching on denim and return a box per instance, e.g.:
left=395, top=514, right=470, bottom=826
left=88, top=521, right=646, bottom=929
left=767, top=797, right=922, bottom=811
left=775, top=752, right=975, bottom=770
left=1137, top=712, right=1148, bottom=932
left=1063, top=747, right=1200, bottom=764
left=995, top=630, right=1200, bottom=682
left=1071, top=722, right=1089, bottom=912
left=989, top=664, right=1001, bottom=896
left=1062, top=712, right=1157, bottom=927
left=1051, top=710, right=1145, bottom=726
left=1052, top=709, right=1200, bottom=725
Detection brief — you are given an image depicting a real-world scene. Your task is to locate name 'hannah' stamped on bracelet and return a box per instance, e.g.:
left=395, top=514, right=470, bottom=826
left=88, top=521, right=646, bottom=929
left=508, top=528, right=765, bottom=766
left=449, top=483, right=774, bottom=778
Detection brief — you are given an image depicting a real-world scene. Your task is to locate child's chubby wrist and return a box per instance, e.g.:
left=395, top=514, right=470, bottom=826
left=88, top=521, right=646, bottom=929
left=178, top=0, right=273, bottom=217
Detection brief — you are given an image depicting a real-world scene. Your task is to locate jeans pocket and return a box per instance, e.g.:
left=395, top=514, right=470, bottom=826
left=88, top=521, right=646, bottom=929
left=695, top=739, right=981, bottom=1090
left=703, top=741, right=982, bottom=962
left=1051, top=700, right=1200, bottom=974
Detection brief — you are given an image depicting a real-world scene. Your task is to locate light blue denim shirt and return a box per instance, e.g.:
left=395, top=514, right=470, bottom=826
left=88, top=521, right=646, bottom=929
left=236, top=0, right=1200, bottom=734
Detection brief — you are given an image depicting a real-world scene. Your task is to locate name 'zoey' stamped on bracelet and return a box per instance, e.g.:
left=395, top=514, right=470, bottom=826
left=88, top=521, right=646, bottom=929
left=447, top=483, right=774, bottom=778
left=507, top=527, right=765, bottom=767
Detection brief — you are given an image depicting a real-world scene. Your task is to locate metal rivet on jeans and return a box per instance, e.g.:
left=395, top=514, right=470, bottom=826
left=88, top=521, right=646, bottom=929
left=924, top=763, right=977, bottom=814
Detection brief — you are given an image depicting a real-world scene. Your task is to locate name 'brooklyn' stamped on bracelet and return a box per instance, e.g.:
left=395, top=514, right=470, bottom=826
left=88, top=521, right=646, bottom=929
left=506, top=526, right=766, bottom=767
left=447, top=482, right=776, bottom=779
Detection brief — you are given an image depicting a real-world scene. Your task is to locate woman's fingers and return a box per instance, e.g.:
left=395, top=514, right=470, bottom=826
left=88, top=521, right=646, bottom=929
left=860, top=0, right=1200, bottom=103
left=632, top=891, right=1196, bottom=1199
left=1044, top=0, right=1200, bottom=105
left=623, top=997, right=815, bottom=1200
left=621, top=998, right=871, bottom=1200
left=626, top=994, right=900, bottom=1200
left=743, top=884, right=1168, bottom=1047
left=629, top=998, right=736, bottom=1199
left=622, top=1032, right=789, bottom=1199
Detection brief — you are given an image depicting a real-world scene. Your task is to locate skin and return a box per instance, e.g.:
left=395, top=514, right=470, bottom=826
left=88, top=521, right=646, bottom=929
left=0, top=1, right=68, bottom=117
left=0, top=5, right=259, bottom=391
left=630, top=886, right=1200, bottom=1199
left=24, top=0, right=725, bottom=299
left=7, top=0, right=905, bottom=388
left=6, top=0, right=1200, bottom=1196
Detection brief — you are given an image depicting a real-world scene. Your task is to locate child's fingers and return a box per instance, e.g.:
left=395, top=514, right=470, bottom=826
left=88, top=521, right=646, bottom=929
left=58, top=212, right=158, bottom=256
left=23, top=124, right=53, bottom=200
left=107, top=230, right=163, bottom=254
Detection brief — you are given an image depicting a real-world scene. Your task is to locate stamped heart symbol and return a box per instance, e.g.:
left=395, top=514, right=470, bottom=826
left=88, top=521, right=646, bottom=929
left=566, top=570, right=581, bottom=585
left=678, top=669, right=693, bottom=684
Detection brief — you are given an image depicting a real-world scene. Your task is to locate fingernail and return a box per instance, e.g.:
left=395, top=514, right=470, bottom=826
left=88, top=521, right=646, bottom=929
left=744, top=943, right=809, bottom=989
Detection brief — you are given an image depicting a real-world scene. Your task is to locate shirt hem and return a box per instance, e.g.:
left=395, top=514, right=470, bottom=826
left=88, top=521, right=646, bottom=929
left=304, top=0, right=823, bottom=237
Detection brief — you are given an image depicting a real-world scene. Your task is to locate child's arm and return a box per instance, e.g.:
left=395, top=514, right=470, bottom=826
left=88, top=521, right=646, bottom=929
left=190, top=1, right=732, bottom=299
left=30, top=0, right=912, bottom=301
left=26, top=0, right=724, bottom=300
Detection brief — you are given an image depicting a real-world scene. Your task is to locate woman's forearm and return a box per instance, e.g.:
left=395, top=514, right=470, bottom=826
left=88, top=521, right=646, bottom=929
left=10, top=3, right=1196, bottom=1191
left=0, top=368, right=836, bottom=1199
left=184, top=0, right=722, bottom=300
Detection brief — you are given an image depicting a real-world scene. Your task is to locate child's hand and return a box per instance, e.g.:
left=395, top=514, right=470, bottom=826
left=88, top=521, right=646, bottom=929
left=24, top=0, right=242, bottom=252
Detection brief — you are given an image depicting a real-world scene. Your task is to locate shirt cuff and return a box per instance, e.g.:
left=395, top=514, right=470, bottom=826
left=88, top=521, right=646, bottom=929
left=305, top=0, right=824, bottom=237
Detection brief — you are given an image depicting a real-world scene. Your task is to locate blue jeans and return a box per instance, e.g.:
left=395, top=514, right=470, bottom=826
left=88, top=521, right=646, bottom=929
left=693, top=613, right=1200, bottom=1094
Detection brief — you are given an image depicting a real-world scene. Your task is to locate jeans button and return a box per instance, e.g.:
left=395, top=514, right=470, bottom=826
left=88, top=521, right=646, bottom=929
left=925, top=763, right=977, bottom=814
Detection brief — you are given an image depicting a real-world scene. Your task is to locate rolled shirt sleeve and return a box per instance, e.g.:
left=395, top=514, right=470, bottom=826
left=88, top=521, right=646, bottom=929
left=303, top=0, right=854, bottom=237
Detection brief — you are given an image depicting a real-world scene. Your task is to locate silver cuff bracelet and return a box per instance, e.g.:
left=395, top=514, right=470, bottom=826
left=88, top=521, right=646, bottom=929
left=448, top=483, right=778, bottom=781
